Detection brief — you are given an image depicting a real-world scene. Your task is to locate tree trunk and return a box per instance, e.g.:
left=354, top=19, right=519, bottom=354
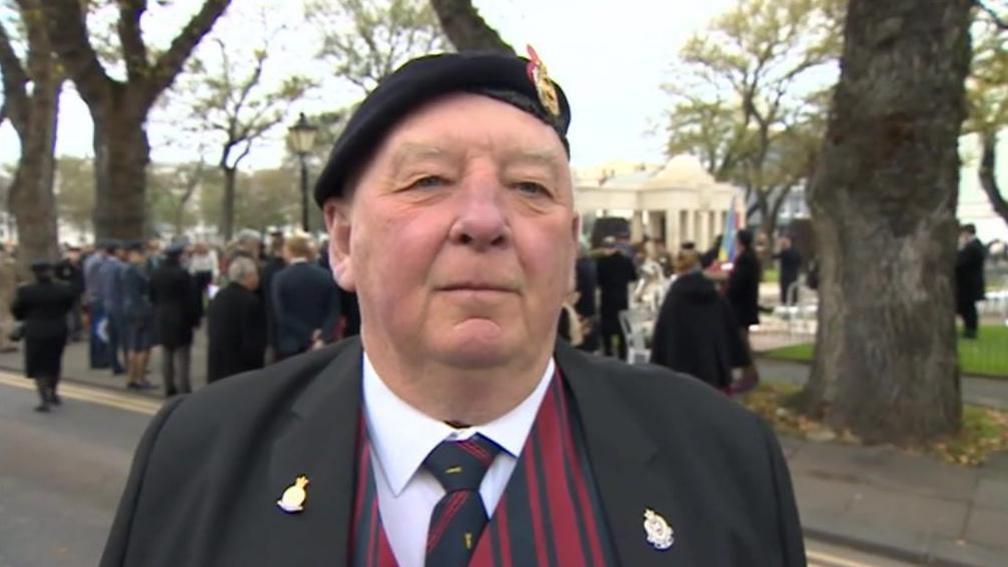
left=979, top=131, right=1008, bottom=229
left=220, top=166, right=237, bottom=241
left=429, top=0, right=513, bottom=54
left=801, top=0, right=971, bottom=444
left=91, top=100, right=150, bottom=241
left=8, top=81, right=62, bottom=276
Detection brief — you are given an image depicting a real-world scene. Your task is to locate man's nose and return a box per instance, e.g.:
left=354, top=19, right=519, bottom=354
left=448, top=180, right=508, bottom=250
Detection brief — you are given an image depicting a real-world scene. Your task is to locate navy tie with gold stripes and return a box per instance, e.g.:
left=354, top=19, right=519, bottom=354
left=423, top=434, right=501, bottom=567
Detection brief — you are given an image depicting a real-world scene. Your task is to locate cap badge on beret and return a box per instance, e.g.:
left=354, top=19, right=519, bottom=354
left=525, top=45, right=560, bottom=117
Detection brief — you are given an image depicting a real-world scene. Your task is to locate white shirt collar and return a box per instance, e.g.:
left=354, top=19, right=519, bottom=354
left=362, top=352, right=554, bottom=496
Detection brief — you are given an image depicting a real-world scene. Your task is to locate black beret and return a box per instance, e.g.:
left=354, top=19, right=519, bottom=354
left=313, top=51, right=571, bottom=206
left=30, top=260, right=52, bottom=273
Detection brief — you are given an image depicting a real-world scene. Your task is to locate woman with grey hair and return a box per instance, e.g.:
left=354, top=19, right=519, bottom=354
left=205, top=256, right=266, bottom=383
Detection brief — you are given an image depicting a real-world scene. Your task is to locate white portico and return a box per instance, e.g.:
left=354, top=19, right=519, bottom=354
left=573, top=155, right=740, bottom=251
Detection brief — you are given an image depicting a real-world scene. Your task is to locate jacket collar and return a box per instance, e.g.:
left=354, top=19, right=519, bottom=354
left=265, top=338, right=690, bottom=565
left=267, top=338, right=364, bottom=566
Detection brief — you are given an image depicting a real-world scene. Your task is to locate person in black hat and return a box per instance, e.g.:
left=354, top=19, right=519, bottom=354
left=101, top=51, right=804, bottom=567
left=10, top=261, right=76, bottom=412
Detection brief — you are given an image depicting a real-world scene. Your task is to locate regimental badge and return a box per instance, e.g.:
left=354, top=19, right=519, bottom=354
left=643, top=508, right=674, bottom=550
left=277, top=475, right=310, bottom=513
left=525, top=44, right=561, bottom=117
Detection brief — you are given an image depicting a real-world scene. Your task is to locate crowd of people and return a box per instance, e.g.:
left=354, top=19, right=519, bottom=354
left=3, top=229, right=358, bottom=411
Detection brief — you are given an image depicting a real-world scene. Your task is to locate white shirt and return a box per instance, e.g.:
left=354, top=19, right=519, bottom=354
left=362, top=352, right=554, bottom=567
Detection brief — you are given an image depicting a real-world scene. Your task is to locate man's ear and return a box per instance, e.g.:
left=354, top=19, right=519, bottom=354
left=323, top=199, right=356, bottom=292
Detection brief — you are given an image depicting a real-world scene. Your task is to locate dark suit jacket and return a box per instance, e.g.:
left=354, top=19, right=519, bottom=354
left=11, top=279, right=76, bottom=340
left=727, top=249, right=761, bottom=327
left=101, top=338, right=805, bottom=566
left=206, top=283, right=266, bottom=382
left=149, top=260, right=202, bottom=349
left=271, top=261, right=341, bottom=355
left=956, top=238, right=986, bottom=304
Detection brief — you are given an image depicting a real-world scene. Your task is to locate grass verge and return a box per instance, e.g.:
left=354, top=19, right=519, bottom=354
left=762, top=325, right=1008, bottom=378
left=741, top=383, right=1008, bottom=466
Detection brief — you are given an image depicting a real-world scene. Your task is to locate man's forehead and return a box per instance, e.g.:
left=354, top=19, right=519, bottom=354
left=385, top=140, right=569, bottom=168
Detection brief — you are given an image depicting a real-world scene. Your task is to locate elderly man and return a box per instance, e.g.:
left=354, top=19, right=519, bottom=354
left=101, top=51, right=804, bottom=567
left=205, top=255, right=267, bottom=383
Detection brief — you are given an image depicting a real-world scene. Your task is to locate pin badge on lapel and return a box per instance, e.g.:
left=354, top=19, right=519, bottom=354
left=643, top=508, right=674, bottom=550
left=277, top=475, right=310, bottom=513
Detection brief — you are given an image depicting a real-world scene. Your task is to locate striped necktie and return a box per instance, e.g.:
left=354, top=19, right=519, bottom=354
left=423, top=434, right=501, bottom=567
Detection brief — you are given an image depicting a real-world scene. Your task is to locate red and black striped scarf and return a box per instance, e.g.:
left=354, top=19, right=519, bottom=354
left=350, top=371, right=617, bottom=566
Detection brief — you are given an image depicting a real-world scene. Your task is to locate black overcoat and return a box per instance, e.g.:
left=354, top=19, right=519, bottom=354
left=726, top=249, right=761, bottom=327
left=650, top=272, right=748, bottom=389
left=149, top=260, right=202, bottom=349
left=100, top=338, right=805, bottom=567
left=956, top=238, right=986, bottom=305
left=206, top=283, right=266, bottom=382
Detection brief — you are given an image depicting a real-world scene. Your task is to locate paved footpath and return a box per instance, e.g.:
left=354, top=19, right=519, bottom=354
left=1, top=339, right=1007, bottom=566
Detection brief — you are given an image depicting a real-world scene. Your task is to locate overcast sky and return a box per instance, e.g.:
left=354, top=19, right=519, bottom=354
left=0, top=0, right=740, bottom=169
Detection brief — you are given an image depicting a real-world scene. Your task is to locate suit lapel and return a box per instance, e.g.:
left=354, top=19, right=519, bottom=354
left=267, top=338, right=364, bottom=566
left=557, top=342, right=695, bottom=566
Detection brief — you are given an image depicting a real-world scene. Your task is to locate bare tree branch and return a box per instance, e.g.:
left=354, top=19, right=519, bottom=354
left=40, top=0, right=115, bottom=110
left=117, top=0, right=151, bottom=82
left=145, top=0, right=232, bottom=106
left=980, top=131, right=1008, bottom=225
left=0, top=18, right=29, bottom=134
left=429, top=0, right=512, bottom=53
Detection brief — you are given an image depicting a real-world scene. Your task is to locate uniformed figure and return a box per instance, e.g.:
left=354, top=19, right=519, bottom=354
left=101, top=51, right=804, bottom=567
left=10, top=261, right=76, bottom=412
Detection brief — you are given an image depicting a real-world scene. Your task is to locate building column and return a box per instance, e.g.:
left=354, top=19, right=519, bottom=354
left=631, top=210, right=645, bottom=242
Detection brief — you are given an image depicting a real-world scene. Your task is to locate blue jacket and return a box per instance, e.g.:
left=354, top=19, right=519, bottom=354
left=271, top=261, right=341, bottom=355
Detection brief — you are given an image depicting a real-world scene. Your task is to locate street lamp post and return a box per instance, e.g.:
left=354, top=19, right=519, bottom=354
left=288, top=113, right=318, bottom=232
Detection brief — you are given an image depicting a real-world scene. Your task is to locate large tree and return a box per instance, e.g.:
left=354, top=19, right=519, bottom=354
left=664, top=0, right=843, bottom=242
left=801, top=0, right=973, bottom=443
left=0, top=0, right=62, bottom=273
left=311, top=0, right=448, bottom=95
left=429, top=0, right=512, bottom=53
left=966, top=0, right=1008, bottom=228
left=40, top=0, right=231, bottom=241
left=172, top=32, right=310, bottom=240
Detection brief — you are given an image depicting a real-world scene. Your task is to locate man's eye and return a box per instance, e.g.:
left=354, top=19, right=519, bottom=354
left=515, top=181, right=548, bottom=196
left=409, top=175, right=447, bottom=189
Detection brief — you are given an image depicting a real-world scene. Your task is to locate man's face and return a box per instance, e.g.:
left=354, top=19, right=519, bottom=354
left=326, top=93, right=579, bottom=368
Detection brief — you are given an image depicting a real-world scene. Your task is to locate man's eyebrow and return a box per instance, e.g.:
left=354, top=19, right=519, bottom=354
left=388, top=143, right=452, bottom=172
left=500, top=148, right=567, bottom=173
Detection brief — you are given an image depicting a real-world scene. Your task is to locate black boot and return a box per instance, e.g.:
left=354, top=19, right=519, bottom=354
left=34, top=379, right=50, bottom=412
left=48, top=378, right=61, bottom=406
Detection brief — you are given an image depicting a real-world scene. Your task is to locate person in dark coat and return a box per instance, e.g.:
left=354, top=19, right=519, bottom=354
left=574, top=245, right=599, bottom=352
left=595, top=236, right=638, bottom=359
left=99, top=52, right=804, bottom=567
left=260, top=232, right=287, bottom=361
left=270, top=234, right=341, bottom=358
left=650, top=250, right=748, bottom=393
left=726, top=228, right=762, bottom=392
left=11, top=261, right=76, bottom=412
left=956, top=223, right=986, bottom=339
left=774, top=236, right=802, bottom=305
left=55, top=246, right=85, bottom=341
left=149, top=245, right=203, bottom=397
left=206, top=256, right=266, bottom=383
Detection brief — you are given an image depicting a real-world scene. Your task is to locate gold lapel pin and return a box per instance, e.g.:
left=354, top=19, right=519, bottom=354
left=643, top=508, right=674, bottom=550
left=277, top=475, right=310, bottom=513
